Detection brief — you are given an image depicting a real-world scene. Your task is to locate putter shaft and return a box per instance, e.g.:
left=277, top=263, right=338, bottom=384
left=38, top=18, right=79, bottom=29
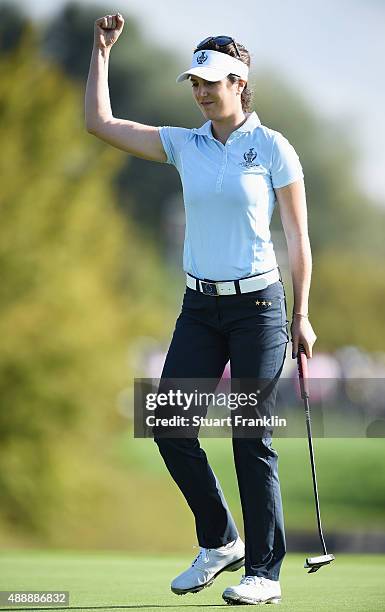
left=297, top=345, right=334, bottom=571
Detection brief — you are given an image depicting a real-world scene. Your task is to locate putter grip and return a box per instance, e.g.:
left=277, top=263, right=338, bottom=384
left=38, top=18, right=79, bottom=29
left=297, top=345, right=310, bottom=398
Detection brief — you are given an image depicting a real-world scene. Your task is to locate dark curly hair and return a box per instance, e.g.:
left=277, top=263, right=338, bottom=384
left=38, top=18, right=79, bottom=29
left=194, top=39, right=253, bottom=113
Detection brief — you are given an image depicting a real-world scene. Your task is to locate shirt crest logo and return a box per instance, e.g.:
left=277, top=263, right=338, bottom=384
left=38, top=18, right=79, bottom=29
left=239, top=147, right=260, bottom=168
left=196, top=51, right=208, bottom=64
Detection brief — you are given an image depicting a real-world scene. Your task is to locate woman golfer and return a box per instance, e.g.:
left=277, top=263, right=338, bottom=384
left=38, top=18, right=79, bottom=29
left=86, top=14, right=317, bottom=606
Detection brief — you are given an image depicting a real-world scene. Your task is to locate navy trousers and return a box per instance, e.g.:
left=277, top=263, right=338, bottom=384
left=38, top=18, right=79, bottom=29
left=154, top=276, right=289, bottom=580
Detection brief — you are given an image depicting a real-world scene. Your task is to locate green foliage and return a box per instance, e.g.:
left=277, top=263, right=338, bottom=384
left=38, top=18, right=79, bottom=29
left=310, top=250, right=385, bottom=351
left=0, top=32, right=175, bottom=540
left=0, top=3, right=29, bottom=52
left=40, top=3, right=201, bottom=233
left=259, top=72, right=385, bottom=256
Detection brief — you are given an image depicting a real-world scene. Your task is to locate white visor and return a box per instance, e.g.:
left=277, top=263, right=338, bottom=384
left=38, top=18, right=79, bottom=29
left=176, top=49, right=249, bottom=83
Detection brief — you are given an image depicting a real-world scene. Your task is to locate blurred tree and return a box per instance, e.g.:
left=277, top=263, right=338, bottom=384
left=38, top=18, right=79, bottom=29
left=310, top=250, right=385, bottom=352
left=0, top=30, right=175, bottom=539
left=0, top=3, right=28, bottom=52
left=40, top=2, right=199, bottom=237
left=257, top=72, right=385, bottom=256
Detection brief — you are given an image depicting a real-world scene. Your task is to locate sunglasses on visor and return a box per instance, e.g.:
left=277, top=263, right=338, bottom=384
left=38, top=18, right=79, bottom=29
left=194, top=36, right=241, bottom=59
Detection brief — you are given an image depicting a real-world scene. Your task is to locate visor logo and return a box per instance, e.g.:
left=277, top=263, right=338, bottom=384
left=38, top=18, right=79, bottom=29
left=239, top=148, right=260, bottom=168
left=196, top=51, right=208, bottom=64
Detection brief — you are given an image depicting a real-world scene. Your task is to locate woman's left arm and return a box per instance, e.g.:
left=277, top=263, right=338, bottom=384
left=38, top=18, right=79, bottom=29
left=275, top=179, right=317, bottom=359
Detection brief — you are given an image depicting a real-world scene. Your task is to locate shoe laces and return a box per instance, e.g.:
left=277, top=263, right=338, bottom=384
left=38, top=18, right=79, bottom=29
left=240, top=575, right=263, bottom=586
left=191, top=546, right=210, bottom=568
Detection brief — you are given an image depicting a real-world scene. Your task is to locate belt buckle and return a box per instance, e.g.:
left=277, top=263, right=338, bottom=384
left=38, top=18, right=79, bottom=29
left=200, top=280, right=218, bottom=296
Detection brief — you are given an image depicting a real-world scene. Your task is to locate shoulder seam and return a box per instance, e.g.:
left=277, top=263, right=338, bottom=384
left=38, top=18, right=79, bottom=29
left=179, top=128, right=195, bottom=156
left=269, top=133, right=277, bottom=174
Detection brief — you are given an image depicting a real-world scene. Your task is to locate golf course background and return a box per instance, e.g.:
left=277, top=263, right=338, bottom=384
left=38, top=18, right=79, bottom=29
left=1, top=551, right=385, bottom=611
left=1, top=0, right=385, bottom=562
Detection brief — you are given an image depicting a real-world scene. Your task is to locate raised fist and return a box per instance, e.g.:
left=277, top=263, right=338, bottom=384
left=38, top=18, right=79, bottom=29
left=94, top=13, right=124, bottom=49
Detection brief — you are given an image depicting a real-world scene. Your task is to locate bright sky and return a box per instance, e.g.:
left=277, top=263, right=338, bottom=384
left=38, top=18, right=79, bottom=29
left=18, top=0, right=385, bottom=205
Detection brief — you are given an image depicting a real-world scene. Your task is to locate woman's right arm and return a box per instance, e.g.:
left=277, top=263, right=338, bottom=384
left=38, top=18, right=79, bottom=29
left=85, top=13, right=166, bottom=162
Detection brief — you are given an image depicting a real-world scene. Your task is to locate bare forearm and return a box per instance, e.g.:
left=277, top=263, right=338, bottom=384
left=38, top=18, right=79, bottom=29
left=276, top=180, right=316, bottom=357
left=82, top=14, right=165, bottom=161
left=85, top=45, right=112, bottom=131
left=286, top=234, right=312, bottom=316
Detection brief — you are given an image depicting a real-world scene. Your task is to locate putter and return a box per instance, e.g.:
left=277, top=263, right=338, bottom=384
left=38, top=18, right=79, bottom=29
left=297, top=345, right=335, bottom=573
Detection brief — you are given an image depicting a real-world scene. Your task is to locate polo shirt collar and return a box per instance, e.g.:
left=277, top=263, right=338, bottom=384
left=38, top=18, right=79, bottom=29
left=195, top=111, right=261, bottom=139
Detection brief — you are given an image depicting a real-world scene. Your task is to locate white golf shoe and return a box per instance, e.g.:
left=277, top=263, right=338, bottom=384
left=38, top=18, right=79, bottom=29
left=222, top=574, right=281, bottom=605
left=171, top=537, right=245, bottom=595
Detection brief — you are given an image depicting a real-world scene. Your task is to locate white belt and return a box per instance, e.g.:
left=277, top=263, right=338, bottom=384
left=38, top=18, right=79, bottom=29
left=186, top=268, right=280, bottom=296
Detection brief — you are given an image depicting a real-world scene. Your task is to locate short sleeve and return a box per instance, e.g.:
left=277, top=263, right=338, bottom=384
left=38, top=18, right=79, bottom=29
left=270, top=133, right=304, bottom=188
left=158, top=126, right=191, bottom=168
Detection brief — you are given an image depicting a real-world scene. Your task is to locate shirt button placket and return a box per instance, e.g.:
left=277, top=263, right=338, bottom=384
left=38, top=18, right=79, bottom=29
left=216, top=144, right=228, bottom=194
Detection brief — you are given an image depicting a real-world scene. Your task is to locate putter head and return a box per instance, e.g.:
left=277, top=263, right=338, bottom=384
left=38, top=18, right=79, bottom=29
left=304, top=554, right=335, bottom=573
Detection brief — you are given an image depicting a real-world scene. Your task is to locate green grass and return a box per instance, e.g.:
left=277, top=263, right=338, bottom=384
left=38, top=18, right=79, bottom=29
left=0, top=551, right=384, bottom=611
left=113, top=436, right=385, bottom=534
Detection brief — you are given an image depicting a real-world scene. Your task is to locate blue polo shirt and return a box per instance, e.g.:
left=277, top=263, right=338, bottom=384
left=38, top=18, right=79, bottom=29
left=158, top=111, right=303, bottom=281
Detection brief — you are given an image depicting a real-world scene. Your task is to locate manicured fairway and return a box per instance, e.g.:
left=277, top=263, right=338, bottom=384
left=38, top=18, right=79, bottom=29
left=0, top=551, right=384, bottom=611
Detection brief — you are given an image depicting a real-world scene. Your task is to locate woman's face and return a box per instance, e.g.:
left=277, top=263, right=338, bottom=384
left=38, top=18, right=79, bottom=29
left=190, top=75, right=245, bottom=120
